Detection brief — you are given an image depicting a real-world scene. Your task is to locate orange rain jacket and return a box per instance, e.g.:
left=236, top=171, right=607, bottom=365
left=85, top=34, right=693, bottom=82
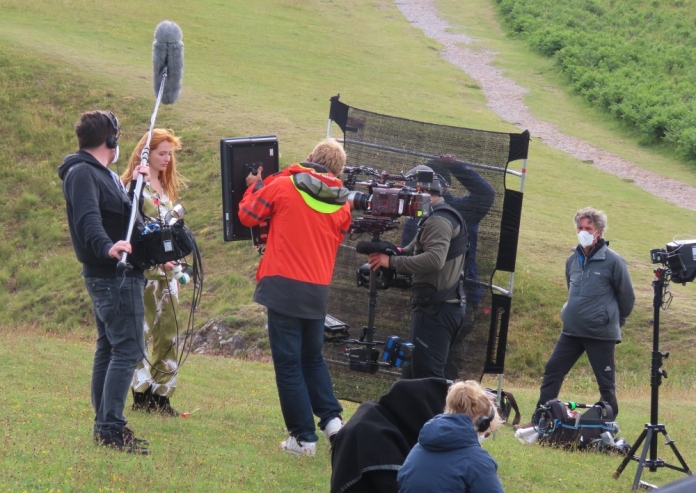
left=239, top=163, right=351, bottom=319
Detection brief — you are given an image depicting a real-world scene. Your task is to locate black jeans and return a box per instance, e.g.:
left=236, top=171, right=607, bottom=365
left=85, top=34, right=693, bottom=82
left=537, top=333, right=619, bottom=416
left=402, top=302, right=467, bottom=380
left=86, top=275, right=146, bottom=434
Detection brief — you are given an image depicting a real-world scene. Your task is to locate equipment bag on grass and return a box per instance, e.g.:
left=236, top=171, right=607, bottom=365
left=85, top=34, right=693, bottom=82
left=533, top=399, right=618, bottom=449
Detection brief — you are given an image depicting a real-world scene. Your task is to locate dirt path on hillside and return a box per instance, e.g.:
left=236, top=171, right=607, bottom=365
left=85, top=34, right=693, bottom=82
left=395, top=0, right=696, bottom=212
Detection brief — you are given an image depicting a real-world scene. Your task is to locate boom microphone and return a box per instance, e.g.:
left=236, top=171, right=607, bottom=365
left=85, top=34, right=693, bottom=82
left=153, top=20, right=184, bottom=105
left=118, top=20, right=184, bottom=271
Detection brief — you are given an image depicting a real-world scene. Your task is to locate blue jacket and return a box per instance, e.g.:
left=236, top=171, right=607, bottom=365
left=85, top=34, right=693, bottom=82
left=397, top=414, right=504, bottom=493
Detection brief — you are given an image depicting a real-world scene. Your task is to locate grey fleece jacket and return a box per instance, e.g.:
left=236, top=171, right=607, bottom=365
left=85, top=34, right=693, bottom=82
left=561, top=241, right=635, bottom=341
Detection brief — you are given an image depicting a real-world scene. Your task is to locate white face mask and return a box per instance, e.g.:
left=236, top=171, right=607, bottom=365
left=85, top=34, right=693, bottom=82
left=478, top=434, right=486, bottom=445
left=577, top=230, right=596, bottom=248
left=110, top=145, right=120, bottom=164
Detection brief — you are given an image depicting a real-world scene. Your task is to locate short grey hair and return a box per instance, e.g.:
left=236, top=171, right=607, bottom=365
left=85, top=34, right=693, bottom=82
left=574, top=207, right=607, bottom=234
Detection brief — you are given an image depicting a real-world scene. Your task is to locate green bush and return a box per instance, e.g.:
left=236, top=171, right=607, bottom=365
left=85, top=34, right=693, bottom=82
left=494, top=0, right=696, bottom=161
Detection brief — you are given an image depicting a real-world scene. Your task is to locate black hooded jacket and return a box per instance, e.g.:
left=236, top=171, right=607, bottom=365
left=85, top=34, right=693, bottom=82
left=330, top=378, right=449, bottom=493
left=58, top=150, right=141, bottom=278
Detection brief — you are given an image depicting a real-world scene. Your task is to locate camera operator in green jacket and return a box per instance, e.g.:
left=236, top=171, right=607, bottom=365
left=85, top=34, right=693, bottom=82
left=368, top=166, right=469, bottom=379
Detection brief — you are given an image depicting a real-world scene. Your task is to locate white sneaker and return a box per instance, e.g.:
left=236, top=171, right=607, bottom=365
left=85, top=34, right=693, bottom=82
left=322, top=417, right=343, bottom=445
left=280, top=436, right=316, bottom=457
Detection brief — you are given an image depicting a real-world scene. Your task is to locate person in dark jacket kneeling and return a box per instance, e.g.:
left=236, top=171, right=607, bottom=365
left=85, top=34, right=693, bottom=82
left=397, top=380, right=505, bottom=493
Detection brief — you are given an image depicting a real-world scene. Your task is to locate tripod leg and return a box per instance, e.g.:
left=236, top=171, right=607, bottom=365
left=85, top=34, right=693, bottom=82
left=632, top=427, right=654, bottom=492
left=615, top=428, right=647, bottom=479
left=662, top=429, right=693, bottom=475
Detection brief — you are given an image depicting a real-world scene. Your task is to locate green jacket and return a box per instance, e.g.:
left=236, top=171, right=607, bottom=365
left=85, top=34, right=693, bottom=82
left=389, top=197, right=465, bottom=292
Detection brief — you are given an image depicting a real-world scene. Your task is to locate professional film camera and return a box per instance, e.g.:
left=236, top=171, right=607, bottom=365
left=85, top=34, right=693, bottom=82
left=344, top=165, right=432, bottom=235
left=323, top=166, right=439, bottom=373
left=347, top=166, right=433, bottom=291
left=650, top=238, right=696, bottom=284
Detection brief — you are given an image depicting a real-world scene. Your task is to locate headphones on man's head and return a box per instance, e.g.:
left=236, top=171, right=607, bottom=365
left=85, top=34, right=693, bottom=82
left=475, top=404, right=496, bottom=433
left=102, top=111, right=120, bottom=149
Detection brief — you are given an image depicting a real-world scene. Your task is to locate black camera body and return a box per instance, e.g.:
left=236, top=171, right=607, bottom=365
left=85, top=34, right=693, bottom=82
left=651, top=239, right=696, bottom=284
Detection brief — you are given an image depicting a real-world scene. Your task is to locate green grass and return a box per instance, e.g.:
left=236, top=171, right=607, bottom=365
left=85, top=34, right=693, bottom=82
left=1, top=0, right=696, bottom=385
left=2, top=330, right=695, bottom=492
left=0, top=0, right=696, bottom=366
left=2, top=0, right=696, bottom=490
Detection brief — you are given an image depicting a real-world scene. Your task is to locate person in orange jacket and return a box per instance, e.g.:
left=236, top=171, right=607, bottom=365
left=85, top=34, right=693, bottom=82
left=239, top=139, right=351, bottom=457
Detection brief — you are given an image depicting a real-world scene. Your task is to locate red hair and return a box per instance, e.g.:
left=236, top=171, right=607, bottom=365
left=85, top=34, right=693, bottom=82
left=121, top=129, right=187, bottom=201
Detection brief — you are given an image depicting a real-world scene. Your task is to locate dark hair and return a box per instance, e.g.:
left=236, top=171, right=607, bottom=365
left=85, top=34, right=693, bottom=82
left=75, top=111, right=117, bottom=149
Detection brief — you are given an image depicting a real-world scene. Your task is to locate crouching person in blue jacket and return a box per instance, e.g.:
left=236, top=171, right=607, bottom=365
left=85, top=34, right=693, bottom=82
left=397, top=380, right=505, bottom=493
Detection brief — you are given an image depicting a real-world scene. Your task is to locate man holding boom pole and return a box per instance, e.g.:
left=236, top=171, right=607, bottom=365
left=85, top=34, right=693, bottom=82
left=59, top=111, right=152, bottom=454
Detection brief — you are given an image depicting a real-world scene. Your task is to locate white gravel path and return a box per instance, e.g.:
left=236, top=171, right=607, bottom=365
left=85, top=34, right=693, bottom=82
left=394, top=0, right=696, bottom=211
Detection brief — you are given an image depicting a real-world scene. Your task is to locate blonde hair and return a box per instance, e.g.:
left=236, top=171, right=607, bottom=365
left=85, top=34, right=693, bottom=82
left=309, top=139, right=346, bottom=176
left=574, top=207, right=607, bottom=235
left=445, top=380, right=502, bottom=434
left=121, top=129, right=188, bottom=202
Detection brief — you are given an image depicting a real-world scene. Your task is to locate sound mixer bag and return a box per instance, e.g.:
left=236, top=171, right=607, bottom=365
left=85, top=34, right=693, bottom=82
left=534, top=399, right=618, bottom=449
left=131, top=221, right=194, bottom=270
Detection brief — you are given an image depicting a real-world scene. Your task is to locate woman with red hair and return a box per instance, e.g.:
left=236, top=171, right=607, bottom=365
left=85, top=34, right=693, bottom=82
left=122, top=128, right=188, bottom=416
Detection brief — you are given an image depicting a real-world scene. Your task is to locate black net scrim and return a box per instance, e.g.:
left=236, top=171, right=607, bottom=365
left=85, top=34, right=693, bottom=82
left=324, top=98, right=528, bottom=402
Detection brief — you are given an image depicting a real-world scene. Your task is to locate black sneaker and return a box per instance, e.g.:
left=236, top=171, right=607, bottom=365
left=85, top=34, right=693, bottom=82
left=124, top=426, right=150, bottom=447
left=132, top=389, right=152, bottom=412
left=152, top=394, right=180, bottom=417
left=96, top=429, right=150, bottom=455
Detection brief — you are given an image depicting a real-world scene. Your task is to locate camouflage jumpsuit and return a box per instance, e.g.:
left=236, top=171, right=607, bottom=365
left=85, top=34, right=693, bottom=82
left=131, top=184, right=182, bottom=398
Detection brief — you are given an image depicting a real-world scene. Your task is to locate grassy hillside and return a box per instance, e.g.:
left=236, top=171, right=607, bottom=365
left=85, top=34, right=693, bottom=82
left=0, top=0, right=696, bottom=388
left=492, top=0, right=696, bottom=160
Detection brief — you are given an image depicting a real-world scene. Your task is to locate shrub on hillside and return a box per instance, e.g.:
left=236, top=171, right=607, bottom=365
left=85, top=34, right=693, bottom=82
left=494, top=0, right=696, bottom=161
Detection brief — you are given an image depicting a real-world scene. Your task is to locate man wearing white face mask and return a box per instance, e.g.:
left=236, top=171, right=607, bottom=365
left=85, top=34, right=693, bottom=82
left=531, top=207, right=635, bottom=421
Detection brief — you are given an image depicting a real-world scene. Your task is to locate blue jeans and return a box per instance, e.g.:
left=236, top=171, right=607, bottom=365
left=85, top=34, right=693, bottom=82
left=85, top=275, right=146, bottom=434
left=267, top=309, right=342, bottom=442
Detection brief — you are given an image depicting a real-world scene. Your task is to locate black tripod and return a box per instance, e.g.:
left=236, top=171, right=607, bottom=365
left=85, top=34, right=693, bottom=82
left=614, top=267, right=692, bottom=491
